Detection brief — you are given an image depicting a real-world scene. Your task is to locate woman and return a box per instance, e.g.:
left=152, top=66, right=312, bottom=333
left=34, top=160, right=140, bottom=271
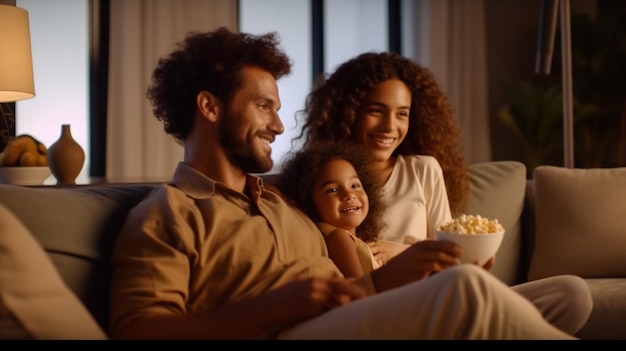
left=294, top=51, right=592, bottom=335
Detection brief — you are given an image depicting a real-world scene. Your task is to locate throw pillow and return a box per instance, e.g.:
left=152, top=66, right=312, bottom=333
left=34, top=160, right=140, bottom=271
left=0, top=203, right=107, bottom=339
left=528, top=165, right=626, bottom=280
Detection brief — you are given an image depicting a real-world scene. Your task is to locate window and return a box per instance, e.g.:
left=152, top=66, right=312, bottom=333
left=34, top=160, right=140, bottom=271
left=324, top=0, right=388, bottom=72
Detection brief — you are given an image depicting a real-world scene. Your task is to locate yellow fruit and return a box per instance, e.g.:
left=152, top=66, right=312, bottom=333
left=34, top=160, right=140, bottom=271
left=2, top=135, right=38, bottom=167
left=36, top=153, right=47, bottom=166
left=1, top=135, right=48, bottom=167
left=37, top=142, right=47, bottom=155
left=18, top=150, right=39, bottom=167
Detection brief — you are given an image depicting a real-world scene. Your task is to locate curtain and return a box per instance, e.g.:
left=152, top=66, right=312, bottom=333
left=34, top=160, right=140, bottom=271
left=405, top=0, right=491, bottom=163
left=106, top=0, right=237, bottom=182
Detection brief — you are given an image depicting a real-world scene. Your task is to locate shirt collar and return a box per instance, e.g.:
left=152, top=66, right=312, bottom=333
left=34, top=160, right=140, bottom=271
left=171, top=162, right=266, bottom=199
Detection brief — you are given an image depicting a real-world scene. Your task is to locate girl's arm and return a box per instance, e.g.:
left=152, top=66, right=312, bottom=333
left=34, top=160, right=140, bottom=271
left=324, top=229, right=364, bottom=278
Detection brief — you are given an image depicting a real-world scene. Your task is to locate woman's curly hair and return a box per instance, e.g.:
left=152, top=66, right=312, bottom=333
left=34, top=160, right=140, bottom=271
left=146, top=27, right=292, bottom=144
left=295, top=52, right=469, bottom=216
left=278, top=142, right=387, bottom=243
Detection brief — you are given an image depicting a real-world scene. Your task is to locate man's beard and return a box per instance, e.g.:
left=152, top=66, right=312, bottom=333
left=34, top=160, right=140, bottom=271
left=219, top=111, right=274, bottom=174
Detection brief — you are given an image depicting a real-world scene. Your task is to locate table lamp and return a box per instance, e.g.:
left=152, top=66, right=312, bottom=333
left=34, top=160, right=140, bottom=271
left=0, top=4, right=35, bottom=150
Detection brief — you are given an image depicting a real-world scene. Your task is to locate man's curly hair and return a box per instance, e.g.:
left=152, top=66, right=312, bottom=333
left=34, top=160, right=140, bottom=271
left=278, top=142, right=387, bottom=243
left=295, top=52, right=469, bottom=216
left=146, top=27, right=292, bottom=144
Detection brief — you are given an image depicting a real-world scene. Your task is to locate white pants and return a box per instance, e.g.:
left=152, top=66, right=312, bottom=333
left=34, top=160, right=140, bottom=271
left=278, top=264, right=575, bottom=339
left=512, top=275, right=592, bottom=335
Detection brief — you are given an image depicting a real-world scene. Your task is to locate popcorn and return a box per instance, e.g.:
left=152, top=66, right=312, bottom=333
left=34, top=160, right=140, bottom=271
left=437, top=214, right=504, bottom=234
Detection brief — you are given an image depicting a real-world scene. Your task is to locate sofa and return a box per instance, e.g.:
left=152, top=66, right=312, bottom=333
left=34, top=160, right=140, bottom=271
left=0, top=160, right=624, bottom=339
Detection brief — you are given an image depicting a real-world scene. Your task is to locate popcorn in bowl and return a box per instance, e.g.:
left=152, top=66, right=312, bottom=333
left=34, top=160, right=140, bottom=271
left=437, top=214, right=504, bottom=234
left=436, top=214, right=505, bottom=265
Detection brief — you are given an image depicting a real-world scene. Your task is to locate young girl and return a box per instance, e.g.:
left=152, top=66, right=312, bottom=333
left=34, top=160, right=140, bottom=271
left=278, top=142, right=387, bottom=278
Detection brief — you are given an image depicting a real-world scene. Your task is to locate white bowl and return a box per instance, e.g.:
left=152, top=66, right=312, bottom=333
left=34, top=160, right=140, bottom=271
left=436, top=230, right=505, bottom=265
left=0, top=166, right=52, bottom=186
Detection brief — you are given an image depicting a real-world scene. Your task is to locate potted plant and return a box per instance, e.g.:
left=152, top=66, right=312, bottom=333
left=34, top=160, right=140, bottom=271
left=498, top=80, right=599, bottom=172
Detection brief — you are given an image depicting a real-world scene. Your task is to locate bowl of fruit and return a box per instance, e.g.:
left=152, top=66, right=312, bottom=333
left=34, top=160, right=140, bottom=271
left=0, top=135, right=51, bottom=185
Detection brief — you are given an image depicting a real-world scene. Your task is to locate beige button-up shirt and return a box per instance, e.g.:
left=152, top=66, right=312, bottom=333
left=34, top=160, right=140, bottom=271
left=109, top=162, right=341, bottom=336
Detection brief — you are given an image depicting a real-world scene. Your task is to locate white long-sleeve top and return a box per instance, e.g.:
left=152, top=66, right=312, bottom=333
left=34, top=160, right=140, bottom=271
left=379, top=155, right=452, bottom=244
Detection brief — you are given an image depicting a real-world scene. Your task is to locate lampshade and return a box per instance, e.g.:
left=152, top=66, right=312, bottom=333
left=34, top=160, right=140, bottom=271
left=0, top=4, right=35, bottom=103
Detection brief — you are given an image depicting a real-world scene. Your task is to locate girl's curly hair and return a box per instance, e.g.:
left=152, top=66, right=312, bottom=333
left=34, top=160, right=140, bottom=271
left=295, top=52, right=469, bottom=216
left=147, top=27, right=292, bottom=144
left=278, top=142, right=387, bottom=243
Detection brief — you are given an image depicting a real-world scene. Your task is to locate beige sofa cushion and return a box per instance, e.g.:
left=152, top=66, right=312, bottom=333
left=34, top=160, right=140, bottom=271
left=464, top=161, right=527, bottom=285
left=529, top=165, right=626, bottom=280
left=0, top=184, right=155, bottom=329
left=0, top=203, right=107, bottom=339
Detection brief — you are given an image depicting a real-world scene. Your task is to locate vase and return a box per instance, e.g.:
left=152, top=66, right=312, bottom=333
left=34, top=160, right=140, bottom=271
left=46, top=124, right=85, bottom=185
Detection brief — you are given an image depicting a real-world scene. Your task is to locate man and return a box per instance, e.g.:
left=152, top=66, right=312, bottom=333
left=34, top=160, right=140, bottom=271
left=108, top=27, right=574, bottom=339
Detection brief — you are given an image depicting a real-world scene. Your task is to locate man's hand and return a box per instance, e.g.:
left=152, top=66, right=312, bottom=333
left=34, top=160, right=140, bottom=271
left=270, top=277, right=367, bottom=321
left=370, top=239, right=462, bottom=292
